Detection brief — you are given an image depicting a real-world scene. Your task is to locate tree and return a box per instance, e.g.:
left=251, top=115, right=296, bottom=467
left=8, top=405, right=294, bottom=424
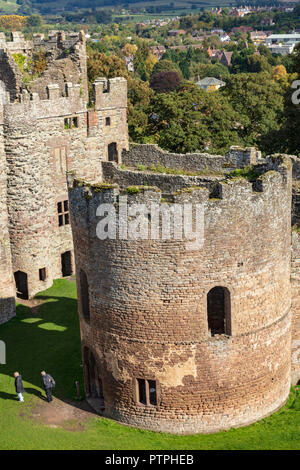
left=123, top=43, right=138, bottom=57
left=151, top=59, right=182, bottom=78
left=150, top=71, right=183, bottom=93
left=273, top=65, right=287, bottom=81
left=26, top=14, right=43, bottom=28
left=222, top=72, right=285, bottom=147
left=146, top=83, right=240, bottom=154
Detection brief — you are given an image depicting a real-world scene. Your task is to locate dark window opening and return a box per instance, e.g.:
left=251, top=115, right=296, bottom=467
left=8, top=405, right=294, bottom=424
left=39, top=268, right=47, bottom=282
left=105, top=117, right=111, bottom=126
left=61, top=251, right=72, bottom=277
left=80, top=269, right=90, bottom=322
left=64, top=116, right=79, bottom=129
left=136, top=379, right=157, bottom=406
left=137, top=379, right=147, bottom=405
left=207, top=286, right=231, bottom=336
left=108, top=142, right=118, bottom=163
left=14, top=271, right=28, bottom=300
left=57, top=200, right=70, bottom=227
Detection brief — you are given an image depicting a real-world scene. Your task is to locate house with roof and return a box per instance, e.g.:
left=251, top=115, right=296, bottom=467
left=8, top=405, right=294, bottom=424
left=219, top=51, right=233, bottom=67
left=196, top=77, right=226, bottom=91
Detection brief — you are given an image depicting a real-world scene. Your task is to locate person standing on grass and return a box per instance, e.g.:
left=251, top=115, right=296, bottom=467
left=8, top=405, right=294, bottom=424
left=41, top=370, right=55, bottom=402
left=14, top=372, right=24, bottom=402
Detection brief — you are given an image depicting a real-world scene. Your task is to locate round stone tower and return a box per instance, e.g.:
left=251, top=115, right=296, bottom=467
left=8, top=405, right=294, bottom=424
left=69, top=154, right=292, bottom=434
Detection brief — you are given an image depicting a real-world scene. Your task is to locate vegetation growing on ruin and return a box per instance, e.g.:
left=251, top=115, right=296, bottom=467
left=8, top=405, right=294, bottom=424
left=126, top=186, right=141, bottom=194
left=134, top=163, right=223, bottom=177
left=91, top=182, right=118, bottom=192
left=227, top=165, right=261, bottom=181
left=0, top=278, right=299, bottom=450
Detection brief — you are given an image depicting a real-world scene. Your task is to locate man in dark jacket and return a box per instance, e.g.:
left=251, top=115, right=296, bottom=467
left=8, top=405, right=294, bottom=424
left=14, top=372, right=24, bottom=402
left=41, top=371, right=55, bottom=402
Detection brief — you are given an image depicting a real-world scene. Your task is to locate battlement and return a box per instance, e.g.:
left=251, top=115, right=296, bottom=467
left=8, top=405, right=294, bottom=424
left=33, top=30, right=85, bottom=52
left=93, top=77, right=127, bottom=109
left=0, top=31, right=33, bottom=55
left=2, top=82, right=85, bottom=122
left=0, top=30, right=85, bottom=56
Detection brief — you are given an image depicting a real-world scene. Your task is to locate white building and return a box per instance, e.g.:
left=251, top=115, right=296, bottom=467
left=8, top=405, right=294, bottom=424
left=267, top=43, right=295, bottom=55
left=266, top=33, right=300, bottom=46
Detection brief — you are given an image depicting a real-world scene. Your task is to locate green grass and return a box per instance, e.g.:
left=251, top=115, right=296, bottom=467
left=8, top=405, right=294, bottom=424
left=0, top=278, right=299, bottom=449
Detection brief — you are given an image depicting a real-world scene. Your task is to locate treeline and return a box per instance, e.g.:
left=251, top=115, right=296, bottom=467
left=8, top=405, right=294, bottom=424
left=87, top=40, right=300, bottom=156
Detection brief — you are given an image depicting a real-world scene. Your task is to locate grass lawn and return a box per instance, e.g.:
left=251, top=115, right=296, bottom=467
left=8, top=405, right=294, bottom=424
left=0, top=278, right=299, bottom=450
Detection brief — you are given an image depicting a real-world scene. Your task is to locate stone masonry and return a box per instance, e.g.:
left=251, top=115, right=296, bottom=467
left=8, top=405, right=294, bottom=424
left=0, top=31, right=128, bottom=321
left=68, top=151, right=299, bottom=434
left=0, top=29, right=299, bottom=434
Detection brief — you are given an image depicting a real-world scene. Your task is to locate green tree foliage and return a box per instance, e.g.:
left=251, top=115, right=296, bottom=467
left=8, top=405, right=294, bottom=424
left=145, top=83, right=240, bottom=154
left=190, top=62, right=230, bottom=81
left=151, top=59, right=182, bottom=78
left=270, top=43, right=300, bottom=155
left=222, top=72, right=285, bottom=147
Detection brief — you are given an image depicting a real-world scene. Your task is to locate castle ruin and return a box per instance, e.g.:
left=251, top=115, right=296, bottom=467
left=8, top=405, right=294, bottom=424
left=0, top=30, right=299, bottom=434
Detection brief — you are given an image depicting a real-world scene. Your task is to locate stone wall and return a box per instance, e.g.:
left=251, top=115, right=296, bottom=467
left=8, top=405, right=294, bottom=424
left=122, top=143, right=260, bottom=172
left=3, top=77, right=128, bottom=299
left=68, top=155, right=292, bottom=434
left=0, top=49, right=23, bottom=102
left=0, top=107, right=15, bottom=324
left=0, top=30, right=88, bottom=103
left=102, top=161, right=222, bottom=194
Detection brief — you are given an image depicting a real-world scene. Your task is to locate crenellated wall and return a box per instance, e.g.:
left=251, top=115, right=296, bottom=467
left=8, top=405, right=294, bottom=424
left=68, top=155, right=293, bottom=434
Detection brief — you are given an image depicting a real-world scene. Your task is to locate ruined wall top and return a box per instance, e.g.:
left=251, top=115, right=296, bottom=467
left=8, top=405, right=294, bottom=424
left=0, top=30, right=86, bottom=55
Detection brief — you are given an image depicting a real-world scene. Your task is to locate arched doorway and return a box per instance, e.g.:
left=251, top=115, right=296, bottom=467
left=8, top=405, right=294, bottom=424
left=83, top=347, right=105, bottom=409
left=207, top=286, right=231, bottom=336
left=14, top=271, right=28, bottom=300
left=108, top=142, right=118, bottom=163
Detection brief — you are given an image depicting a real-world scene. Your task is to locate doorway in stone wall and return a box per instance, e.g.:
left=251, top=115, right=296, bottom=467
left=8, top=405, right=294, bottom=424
left=108, top=142, right=118, bottom=163
left=83, top=347, right=105, bottom=413
left=61, top=251, right=72, bottom=277
left=14, top=271, right=28, bottom=300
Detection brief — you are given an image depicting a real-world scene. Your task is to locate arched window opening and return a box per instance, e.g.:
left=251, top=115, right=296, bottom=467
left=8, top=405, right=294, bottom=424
left=207, top=286, right=231, bottom=336
left=80, top=269, right=90, bottom=322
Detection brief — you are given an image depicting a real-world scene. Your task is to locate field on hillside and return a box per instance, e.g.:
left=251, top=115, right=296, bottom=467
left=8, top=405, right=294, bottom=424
left=0, top=0, right=18, bottom=14
left=0, top=278, right=299, bottom=450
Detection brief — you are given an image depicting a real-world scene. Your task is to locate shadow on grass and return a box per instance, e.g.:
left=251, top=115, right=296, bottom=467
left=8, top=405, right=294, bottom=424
left=0, top=280, right=85, bottom=410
